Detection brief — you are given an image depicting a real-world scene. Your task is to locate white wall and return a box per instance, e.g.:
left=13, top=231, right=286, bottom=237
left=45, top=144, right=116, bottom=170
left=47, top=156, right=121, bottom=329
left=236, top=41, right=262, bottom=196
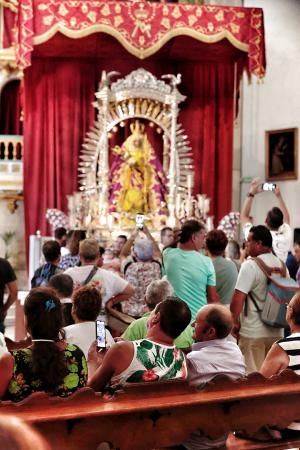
left=242, top=0, right=300, bottom=232
left=0, top=200, right=26, bottom=289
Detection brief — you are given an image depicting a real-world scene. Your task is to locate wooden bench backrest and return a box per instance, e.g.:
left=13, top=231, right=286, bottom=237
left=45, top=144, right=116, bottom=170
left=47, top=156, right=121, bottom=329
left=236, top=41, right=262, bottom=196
left=1, top=371, right=300, bottom=450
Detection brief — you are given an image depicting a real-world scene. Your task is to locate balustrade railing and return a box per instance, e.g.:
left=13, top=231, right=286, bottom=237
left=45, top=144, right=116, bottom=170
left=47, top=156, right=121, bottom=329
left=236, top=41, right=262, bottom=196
left=0, top=135, right=23, bottom=161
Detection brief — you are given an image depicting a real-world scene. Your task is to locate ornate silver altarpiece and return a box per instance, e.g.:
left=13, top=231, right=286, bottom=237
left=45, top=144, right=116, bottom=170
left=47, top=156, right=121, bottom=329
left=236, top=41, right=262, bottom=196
left=68, top=69, right=210, bottom=231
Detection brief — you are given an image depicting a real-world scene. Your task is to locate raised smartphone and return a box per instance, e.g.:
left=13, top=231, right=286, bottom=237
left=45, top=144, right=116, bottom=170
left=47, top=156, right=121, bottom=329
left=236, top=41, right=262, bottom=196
left=262, top=182, right=276, bottom=192
left=96, top=320, right=106, bottom=349
left=136, top=213, right=145, bottom=229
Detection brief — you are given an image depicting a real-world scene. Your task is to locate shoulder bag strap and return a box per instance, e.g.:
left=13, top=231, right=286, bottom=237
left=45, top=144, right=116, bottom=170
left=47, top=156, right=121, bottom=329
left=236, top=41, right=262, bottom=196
left=245, top=292, right=262, bottom=316
left=82, top=265, right=98, bottom=286
left=153, top=259, right=162, bottom=273
left=253, top=257, right=272, bottom=278
left=255, top=256, right=286, bottom=277
left=123, top=260, right=133, bottom=276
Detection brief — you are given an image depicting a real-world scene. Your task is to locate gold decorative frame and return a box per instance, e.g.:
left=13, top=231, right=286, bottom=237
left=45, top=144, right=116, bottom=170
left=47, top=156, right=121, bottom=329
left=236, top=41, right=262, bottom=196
left=265, top=128, right=298, bottom=182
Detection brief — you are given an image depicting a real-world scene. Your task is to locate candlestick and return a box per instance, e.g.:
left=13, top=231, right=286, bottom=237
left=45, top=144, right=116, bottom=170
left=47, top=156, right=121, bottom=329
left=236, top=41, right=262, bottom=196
left=107, top=215, right=113, bottom=229
left=74, top=192, right=82, bottom=208
left=67, top=195, right=75, bottom=212
left=206, top=216, right=214, bottom=231
left=87, top=172, right=94, bottom=188
left=197, top=194, right=204, bottom=212
left=204, top=198, right=210, bottom=215
left=187, top=173, right=193, bottom=195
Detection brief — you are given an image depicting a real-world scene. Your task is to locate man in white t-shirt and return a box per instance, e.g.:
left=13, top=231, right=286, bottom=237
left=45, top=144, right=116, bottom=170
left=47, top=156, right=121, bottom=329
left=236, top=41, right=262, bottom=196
left=65, top=239, right=134, bottom=310
left=231, top=225, right=284, bottom=373
left=241, top=178, right=292, bottom=262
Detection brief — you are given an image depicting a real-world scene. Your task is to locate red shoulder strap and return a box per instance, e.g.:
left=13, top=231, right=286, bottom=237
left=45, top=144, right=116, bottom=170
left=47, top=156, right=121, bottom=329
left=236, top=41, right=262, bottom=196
left=253, top=256, right=285, bottom=278
left=252, top=257, right=272, bottom=278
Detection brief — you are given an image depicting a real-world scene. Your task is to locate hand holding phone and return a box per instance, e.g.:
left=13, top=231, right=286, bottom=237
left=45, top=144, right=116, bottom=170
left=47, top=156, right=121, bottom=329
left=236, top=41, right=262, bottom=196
left=96, top=320, right=106, bottom=350
left=136, top=213, right=145, bottom=230
left=262, top=182, right=276, bottom=192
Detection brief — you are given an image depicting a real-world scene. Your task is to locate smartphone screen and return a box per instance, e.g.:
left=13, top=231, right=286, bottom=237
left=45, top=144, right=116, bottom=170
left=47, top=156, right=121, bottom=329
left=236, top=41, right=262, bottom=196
left=262, top=182, right=276, bottom=192
left=96, top=320, right=106, bottom=349
left=136, top=213, right=145, bottom=229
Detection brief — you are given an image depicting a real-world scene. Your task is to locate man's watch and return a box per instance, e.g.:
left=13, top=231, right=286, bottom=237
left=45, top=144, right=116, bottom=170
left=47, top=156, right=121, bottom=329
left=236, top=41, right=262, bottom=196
left=247, top=192, right=255, bottom=198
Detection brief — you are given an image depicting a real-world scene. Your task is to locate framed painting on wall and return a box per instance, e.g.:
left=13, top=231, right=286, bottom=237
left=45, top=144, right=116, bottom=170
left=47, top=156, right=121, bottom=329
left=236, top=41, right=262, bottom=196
left=266, top=128, right=298, bottom=181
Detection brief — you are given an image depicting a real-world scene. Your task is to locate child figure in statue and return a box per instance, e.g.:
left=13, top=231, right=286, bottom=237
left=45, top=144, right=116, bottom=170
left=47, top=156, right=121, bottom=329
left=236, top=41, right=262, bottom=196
left=109, top=120, right=166, bottom=222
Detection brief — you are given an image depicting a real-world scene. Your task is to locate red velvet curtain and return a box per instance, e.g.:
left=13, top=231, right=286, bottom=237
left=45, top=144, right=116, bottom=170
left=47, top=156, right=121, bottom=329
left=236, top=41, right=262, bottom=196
left=0, top=79, right=22, bottom=134
left=23, top=58, right=97, bottom=242
left=177, top=61, right=238, bottom=223
left=23, top=54, right=239, bottom=254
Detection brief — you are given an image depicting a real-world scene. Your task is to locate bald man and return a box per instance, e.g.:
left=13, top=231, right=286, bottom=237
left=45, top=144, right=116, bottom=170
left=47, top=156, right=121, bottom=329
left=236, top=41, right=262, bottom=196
left=181, top=305, right=246, bottom=450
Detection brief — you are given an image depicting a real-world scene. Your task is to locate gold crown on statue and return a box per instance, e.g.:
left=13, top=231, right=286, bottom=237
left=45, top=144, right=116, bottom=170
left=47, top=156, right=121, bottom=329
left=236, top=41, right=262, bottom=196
left=130, top=120, right=145, bottom=135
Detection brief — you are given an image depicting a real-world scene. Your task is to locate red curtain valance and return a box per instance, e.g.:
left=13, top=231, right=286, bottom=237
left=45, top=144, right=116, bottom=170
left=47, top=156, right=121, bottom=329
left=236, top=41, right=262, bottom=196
left=11, top=1, right=265, bottom=77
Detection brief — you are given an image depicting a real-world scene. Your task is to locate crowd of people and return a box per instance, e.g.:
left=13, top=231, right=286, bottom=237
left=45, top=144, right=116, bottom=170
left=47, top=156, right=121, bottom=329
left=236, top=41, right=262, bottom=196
left=0, top=179, right=300, bottom=449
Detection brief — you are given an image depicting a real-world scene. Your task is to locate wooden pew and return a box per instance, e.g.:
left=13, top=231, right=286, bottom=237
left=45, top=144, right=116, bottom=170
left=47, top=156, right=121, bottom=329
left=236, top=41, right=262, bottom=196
left=1, top=371, right=300, bottom=450
left=106, top=305, right=135, bottom=334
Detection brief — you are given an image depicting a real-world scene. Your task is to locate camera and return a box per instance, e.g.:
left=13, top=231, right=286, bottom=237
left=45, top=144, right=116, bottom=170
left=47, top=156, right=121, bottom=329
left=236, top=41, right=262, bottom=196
left=262, top=182, right=276, bottom=192
left=135, top=213, right=145, bottom=229
left=96, top=320, right=106, bottom=349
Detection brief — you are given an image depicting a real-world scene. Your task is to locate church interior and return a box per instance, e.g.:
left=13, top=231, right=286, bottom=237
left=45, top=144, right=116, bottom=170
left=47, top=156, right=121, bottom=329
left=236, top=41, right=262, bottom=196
left=0, top=0, right=300, bottom=449
left=1, top=0, right=300, bottom=289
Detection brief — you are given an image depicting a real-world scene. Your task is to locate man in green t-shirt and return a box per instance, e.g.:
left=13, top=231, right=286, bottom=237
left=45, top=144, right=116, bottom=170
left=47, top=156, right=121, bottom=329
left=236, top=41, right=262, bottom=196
left=163, top=220, right=219, bottom=318
left=205, top=229, right=238, bottom=306
left=122, top=279, right=193, bottom=351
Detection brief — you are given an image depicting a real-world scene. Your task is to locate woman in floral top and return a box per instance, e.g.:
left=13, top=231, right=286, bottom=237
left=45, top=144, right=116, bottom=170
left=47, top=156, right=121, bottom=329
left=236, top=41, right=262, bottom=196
left=0, top=288, right=87, bottom=402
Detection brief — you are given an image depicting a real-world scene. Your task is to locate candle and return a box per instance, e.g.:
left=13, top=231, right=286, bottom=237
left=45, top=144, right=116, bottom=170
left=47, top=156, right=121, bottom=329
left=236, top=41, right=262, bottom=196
left=204, top=198, right=210, bottom=214
left=197, top=194, right=204, bottom=212
left=206, top=216, right=214, bottom=231
left=74, top=192, right=82, bottom=208
left=85, top=214, right=92, bottom=227
left=98, top=191, right=104, bottom=211
left=87, top=172, right=94, bottom=187
left=167, top=215, right=176, bottom=228
left=100, top=215, right=107, bottom=226
left=187, top=173, right=193, bottom=193
left=67, top=195, right=75, bottom=212
left=107, top=215, right=113, bottom=229
left=176, top=193, right=181, bottom=216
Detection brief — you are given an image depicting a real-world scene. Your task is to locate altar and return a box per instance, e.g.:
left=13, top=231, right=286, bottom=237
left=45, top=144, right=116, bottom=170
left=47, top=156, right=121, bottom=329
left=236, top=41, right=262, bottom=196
left=65, top=67, right=210, bottom=232
left=2, top=1, right=266, bottom=247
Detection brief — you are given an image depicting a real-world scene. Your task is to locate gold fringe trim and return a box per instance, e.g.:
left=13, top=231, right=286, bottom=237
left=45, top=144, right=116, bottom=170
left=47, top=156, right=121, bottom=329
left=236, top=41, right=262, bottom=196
left=33, top=24, right=249, bottom=59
